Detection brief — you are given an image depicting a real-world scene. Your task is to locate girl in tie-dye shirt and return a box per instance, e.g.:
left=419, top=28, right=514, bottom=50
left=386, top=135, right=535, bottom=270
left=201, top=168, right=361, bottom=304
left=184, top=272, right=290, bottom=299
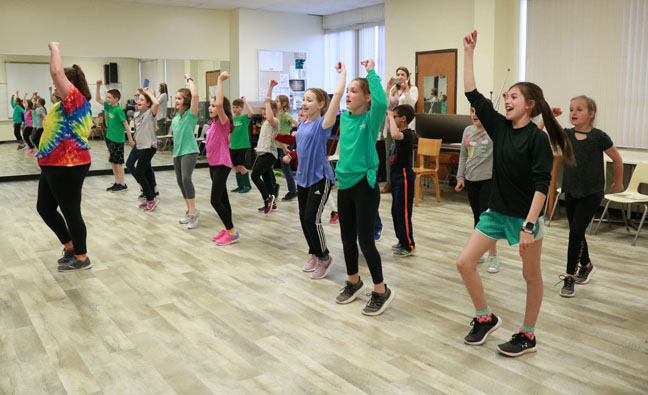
left=37, top=42, right=93, bottom=273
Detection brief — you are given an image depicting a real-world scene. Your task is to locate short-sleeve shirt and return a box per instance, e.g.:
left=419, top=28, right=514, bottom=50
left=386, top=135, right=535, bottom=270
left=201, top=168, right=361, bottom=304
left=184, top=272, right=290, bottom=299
left=37, top=85, right=92, bottom=167
left=276, top=112, right=293, bottom=148
left=104, top=102, right=127, bottom=143
left=562, top=128, right=614, bottom=198
left=295, top=117, right=335, bottom=188
left=256, top=120, right=279, bottom=158
left=390, top=128, right=414, bottom=170
left=205, top=119, right=232, bottom=168
left=134, top=108, right=157, bottom=149
left=36, top=107, right=47, bottom=129
left=25, top=109, right=33, bottom=127
left=156, top=93, right=168, bottom=121
left=231, top=115, right=251, bottom=149
left=171, top=110, right=199, bottom=157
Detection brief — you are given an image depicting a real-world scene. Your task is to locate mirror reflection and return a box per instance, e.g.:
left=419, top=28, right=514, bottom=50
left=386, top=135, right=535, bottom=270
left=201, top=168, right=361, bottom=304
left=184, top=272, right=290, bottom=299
left=423, top=75, right=448, bottom=114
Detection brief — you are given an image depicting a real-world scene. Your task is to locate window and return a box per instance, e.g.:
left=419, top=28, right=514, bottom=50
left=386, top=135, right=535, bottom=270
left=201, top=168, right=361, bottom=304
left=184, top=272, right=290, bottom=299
left=324, top=25, right=385, bottom=110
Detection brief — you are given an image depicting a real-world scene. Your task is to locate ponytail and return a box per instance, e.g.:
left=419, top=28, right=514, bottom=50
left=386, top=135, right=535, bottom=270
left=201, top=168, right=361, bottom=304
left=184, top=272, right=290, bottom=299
left=511, top=82, right=575, bottom=165
left=64, top=64, right=92, bottom=101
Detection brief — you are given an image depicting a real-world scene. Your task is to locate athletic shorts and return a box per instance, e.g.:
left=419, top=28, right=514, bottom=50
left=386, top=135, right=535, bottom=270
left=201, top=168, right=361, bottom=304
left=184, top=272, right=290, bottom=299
left=106, top=138, right=125, bottom=164
left=476, top=209, right=545, bottom=246
left=230, top=148, right=250, bottom=167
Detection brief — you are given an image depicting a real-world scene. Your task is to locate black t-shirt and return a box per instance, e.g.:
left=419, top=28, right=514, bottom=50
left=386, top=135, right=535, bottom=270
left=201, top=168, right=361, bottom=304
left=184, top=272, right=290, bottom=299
left=391, top=128, right=414, bottom=170
left=562, top=128, right=613, bottom=198
left=466, top=89, right=554, bottom=218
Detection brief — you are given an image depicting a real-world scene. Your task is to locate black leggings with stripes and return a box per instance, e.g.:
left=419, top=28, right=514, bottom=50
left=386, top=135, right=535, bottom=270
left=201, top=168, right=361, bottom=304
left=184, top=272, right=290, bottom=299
left=298, top=178, right=332, bottom=259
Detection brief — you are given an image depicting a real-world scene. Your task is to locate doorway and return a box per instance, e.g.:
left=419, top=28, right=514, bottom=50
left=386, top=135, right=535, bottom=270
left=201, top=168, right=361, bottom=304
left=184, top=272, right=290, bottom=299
left=206, top=70, right=220, bottom=99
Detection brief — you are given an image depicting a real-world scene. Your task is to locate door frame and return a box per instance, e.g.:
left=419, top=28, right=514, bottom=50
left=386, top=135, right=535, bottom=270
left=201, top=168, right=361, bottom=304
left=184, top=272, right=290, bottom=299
left=206, top=70, right=221, bottom=100
left=415, top=49, right=458, bottom=114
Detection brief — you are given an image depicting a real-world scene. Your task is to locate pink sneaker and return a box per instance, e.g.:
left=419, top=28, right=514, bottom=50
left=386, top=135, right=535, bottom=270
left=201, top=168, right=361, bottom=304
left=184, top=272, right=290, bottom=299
left=212, top=228, right=228, bottom=241
left=138, top=201, right=148, bottom=209
left=302, top=255, right=317, bottom=272
left=215, top=231, right=240, bottom=246
left=28, top=149, right=36, bottom=156
left=310, top=256, right=333, bottom=280
left=143, top=198, right=159, bottom=212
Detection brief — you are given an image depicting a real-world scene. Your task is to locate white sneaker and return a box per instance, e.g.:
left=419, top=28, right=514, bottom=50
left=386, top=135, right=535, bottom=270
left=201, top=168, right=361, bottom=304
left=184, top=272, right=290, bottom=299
left=187, top=210, right=200, bottom=229
left=487, top=255, right=500, bottom=273
left=179, top=210, right=190, bottom=224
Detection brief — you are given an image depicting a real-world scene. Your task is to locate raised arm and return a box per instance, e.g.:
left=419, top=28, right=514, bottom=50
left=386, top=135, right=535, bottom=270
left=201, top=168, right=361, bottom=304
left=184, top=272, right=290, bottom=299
left=387, top=111, right=404, bottom=141
left=184, top=74, right=199, bottom=116
left=536, top=107, right=562, bottom=130
left=49, top=86, right=56, bottom=103
left=605, top=145, right=624, bottom=193
left=143, top=87, right=159, bottom=117
left=10, top=92, right=17, bottom=109
left=323, top=62, right=347, bottom=129
left=49, top=42, right=72, bottom=98
left=95, top=80, right=105, bottom=105
left=241, top=96, right=255, bottom=118
left=265, top=80, right=278, bottom=126
left=215, top=72, right=229, bottom=125
left=463, top=30, right=477, bottom=93
left=362, top=59, right=387, bottom=131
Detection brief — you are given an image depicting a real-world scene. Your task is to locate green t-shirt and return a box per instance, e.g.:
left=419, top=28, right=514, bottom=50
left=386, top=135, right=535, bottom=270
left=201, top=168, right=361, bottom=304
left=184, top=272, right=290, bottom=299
left=275, top=112, right=293, bottom=148
left=171, top=110, right=199, bottom=157
left=230, top=115, right=251, bottom=149
left=104, top=102, right=127, bottom=143
left=335, top=69, right=388, bottom=190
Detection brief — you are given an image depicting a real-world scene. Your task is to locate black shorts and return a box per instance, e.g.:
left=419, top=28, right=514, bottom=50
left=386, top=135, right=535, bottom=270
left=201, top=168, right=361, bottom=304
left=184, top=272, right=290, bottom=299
left=106, top=138, right=125, bottom=164
left=230, top=148, right=250, bottom=167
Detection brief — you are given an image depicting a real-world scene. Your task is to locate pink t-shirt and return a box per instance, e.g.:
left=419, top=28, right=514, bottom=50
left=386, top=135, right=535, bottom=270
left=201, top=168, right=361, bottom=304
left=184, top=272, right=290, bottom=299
left=205, top=119, right=232, bottom=168
left=25, top=109, right=33, bottom=127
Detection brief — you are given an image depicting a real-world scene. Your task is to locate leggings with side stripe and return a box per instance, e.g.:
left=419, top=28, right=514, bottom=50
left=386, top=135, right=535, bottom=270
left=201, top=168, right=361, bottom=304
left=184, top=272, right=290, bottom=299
left=391, top=168, right=416, bottom=252
left=297, top=178, right=332, bottom=259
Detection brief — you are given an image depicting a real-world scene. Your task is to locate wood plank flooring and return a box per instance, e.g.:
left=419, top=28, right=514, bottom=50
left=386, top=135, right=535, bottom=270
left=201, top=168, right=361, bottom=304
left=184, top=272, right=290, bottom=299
left=0, top=169, right=646, bottom=394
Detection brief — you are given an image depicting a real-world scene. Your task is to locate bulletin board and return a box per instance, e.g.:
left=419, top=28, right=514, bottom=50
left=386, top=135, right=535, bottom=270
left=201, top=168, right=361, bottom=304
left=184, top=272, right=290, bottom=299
left=258, top=50, right=307, bottom=102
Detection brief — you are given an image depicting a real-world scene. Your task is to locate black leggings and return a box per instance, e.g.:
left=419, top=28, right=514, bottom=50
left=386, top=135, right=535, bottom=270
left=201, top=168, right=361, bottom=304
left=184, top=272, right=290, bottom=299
left=251, top=153, right=276, bottom=202
left=298, top=178, right=332, bottom=258
left=465, top=179, right=493, bottom=227
left=210, top=165, right=234, bottom=230
left=32, top=128, right=44, bottom=148
left=338, top=177, right=383, bottom=284
left=23, top=127, right=34, bottom=149
left=37, top=164, right=91, bottom=255
left=566, top=192, right=602, bottom=275
left=134, top=148, right=157, bottom=200
left=14, top=123, right=23, bottom=143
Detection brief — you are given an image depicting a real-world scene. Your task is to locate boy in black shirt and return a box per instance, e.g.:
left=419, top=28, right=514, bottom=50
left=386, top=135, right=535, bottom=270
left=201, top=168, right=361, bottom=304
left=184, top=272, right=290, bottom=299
left=388, top=104, right=416, bottom=256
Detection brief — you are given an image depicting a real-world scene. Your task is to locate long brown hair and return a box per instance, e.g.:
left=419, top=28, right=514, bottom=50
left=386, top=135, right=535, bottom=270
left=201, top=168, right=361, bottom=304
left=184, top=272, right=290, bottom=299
left=511, top=82, right=575, bottom=165
left=174, top=88, right=191, bottom=118
left=211, top=96, right=234, bottom=133
left=396, top=66, right=412, bottom=87
left=64, top=64, right=91, bottom=101
left=305, top=88, right=330, bottom=116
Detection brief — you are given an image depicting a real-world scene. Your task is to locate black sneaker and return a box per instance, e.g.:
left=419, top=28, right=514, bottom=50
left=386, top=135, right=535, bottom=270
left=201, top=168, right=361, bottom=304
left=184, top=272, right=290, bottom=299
left=138, top=192, right=146, bottom=201
left=575, top=263, right=595, bottom=284
left=497, top=332, right=537, bottom=357
left=362, top=285, right=395, bottom=316
left=112, top=184, right=128, bottom=192
left=559, top=275, right=576, bottom=297
left=274, top=184, right=280, bottom=200
left=336, top=278, right=366, bottom=304
left=58, top=256, right=92, bottom=272
left=57, top=248, right=75, bottom=264
left=464, top=313, right=502, bottom=345
left=282, top=191, right=298, bottom=201
left=106, top=183, right=117, bottom=191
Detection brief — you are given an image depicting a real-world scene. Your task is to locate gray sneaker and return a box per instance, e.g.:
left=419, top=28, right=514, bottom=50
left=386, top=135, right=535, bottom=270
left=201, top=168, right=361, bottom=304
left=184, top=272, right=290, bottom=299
left=336, top=278, right=365, bottom=304
left=487, top=255, right=500, bottom=273
left=57, top=248, right=75, bottom=264
left=179, top=210, right=190, bottom=224
left=362, top=285, right=395, bottom=316
left=560, top=275, right=576, bottom=297
left=58, top=256, right=92, bottom=272
left=187, top=210, right=200, bottom=229
left=575, top=263, right=595, bottom=284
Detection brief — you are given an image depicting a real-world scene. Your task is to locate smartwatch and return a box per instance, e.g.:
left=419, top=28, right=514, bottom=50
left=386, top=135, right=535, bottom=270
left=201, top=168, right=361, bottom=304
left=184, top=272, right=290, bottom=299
left=521, top=221, right=535, bottom=234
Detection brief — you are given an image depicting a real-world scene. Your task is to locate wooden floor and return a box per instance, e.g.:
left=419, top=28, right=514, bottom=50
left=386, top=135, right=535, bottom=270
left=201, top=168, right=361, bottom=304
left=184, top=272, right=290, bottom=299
left=0, top=169, right=646, bottom=395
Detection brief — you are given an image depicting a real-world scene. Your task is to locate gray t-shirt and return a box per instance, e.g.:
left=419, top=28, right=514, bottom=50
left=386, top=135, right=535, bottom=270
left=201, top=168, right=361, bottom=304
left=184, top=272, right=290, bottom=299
left=256, top=120, right=279, bottom=158
left=156, top=93, right=168, bottom=121
left=35, top=107, right=47, bottom=129
left=134, top=108, right=157, bottom=149
left=562, top=128, right=613, bottom=198
left=457, top=125, right=494, bottom=182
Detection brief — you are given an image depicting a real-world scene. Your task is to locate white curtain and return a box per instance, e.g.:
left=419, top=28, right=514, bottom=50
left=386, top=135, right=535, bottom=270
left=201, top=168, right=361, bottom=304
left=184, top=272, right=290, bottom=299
left=358, top=25, right=386, bottom=84
left=325, top=30, right=356, bottom=109
left=526, top=0, right=648, bottom=148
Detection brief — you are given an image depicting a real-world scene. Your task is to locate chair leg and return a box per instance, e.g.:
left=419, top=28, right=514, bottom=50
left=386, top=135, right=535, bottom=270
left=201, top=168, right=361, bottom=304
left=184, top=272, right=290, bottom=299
left=434, top=175, right=441, bottom=202
left=548, top=192, right=561, bottom=225
left=632, top=204, right=648, bottom=246
left=415, top=175, right=421, bottom=207
left=622, top=204, right=630, bottom=232
left=594, top=200, right=611, bottom=234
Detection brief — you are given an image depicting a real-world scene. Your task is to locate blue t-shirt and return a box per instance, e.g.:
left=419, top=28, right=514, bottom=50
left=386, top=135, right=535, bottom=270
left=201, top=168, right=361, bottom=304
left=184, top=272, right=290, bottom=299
left=295, top=117, right=335, bottom=188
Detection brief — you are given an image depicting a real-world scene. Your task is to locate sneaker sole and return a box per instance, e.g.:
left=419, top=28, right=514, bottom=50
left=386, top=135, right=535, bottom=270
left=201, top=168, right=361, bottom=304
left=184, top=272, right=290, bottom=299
left=361, top=289, right=395, bottom=316
left=576, top=266, right=595, bottom=284
left=112, top=188, right=128, bottom=193
left=487, top=267, right=500, bottom=273
left=216, top=239, right=239, bottom=246
left=336, top=283, right=366, bottom=304
left=464, top=317, right=502, bottom=346
left=393, top=251, right=414, bottom=257
left=559, top=291, right=576, bottom=298
left=497, top=345, right=537, bottom=357
left=310, top=258, right=333, bottom=280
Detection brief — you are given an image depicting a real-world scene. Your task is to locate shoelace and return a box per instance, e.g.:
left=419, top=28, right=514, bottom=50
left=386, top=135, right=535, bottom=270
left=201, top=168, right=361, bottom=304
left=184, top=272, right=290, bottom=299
left=365, top=292, right=381, bottom=308
left=554, top=274, right=574, bottom=287
left=510, top=332, right=531, bottom=346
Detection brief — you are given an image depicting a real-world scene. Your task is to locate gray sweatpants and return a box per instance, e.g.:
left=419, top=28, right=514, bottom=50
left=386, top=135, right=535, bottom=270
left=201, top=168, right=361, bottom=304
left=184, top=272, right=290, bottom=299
left=174, top=153, right=198, bottom=199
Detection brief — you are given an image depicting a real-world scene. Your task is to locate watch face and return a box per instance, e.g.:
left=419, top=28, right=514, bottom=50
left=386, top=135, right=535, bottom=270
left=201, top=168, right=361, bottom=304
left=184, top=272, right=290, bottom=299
left=524, top=221, right=534, bottom=230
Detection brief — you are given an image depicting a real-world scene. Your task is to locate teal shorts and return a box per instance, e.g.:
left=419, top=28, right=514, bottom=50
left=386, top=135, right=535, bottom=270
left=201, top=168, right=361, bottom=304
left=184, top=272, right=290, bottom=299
left=475, top=209, right=545, bottom=246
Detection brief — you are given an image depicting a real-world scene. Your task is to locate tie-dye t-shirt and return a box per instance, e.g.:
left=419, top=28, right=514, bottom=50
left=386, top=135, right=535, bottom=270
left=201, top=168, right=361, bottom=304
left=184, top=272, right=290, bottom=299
left=37, top=85, right=92, bottom=167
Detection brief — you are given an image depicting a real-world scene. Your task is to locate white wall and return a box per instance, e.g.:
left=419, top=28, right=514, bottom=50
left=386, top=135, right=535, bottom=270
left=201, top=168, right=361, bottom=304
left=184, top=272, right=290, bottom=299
left=235, top=8, right=325, bottom=100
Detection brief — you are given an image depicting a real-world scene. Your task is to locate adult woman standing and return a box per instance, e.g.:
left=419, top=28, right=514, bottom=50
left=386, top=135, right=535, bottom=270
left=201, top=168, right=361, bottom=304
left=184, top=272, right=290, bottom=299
left=156, top=83, right=168, bottom=135
left=37, top=42, right=93, bottom=271
left=380, top=66, right=418, bottom=193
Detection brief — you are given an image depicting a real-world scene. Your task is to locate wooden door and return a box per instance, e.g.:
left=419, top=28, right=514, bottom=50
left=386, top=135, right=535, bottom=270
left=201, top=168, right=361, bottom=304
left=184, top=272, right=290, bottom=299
left=206, top=70, right=220, bottom=100
left=415, top=49, right=457, bottom=114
